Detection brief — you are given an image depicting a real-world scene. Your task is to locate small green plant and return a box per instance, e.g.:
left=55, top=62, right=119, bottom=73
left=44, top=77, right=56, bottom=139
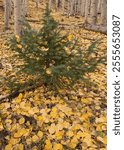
left=9, top=4, right=103, bottom=92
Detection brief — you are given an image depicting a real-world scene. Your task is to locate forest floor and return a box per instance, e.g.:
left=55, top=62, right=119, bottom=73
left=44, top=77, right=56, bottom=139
left=0, top=1, right=107, bottom=150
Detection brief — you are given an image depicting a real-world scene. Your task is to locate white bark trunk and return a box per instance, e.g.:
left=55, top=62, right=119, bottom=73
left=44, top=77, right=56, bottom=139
left=97, top=0, right=101, bottom=14
left=84, top=24, right=107, bottom=33
left=36, top=0, right=39, bottom=8
left=101, top=0, right=107, bottom=26
left=90, top=0, right=98, bottom=25
left=4, top=0, right=11, bottom=29
left=70, top=0, right=75, bottom=15
left=84, top=0, right=91, bottom=23
left=49, top=0, right=52, bottom=10
left=81, top=0, right=86, bottom=17
left=14, top=0, right=22, bottom=35
left=62, top=0, right=65, bottom=14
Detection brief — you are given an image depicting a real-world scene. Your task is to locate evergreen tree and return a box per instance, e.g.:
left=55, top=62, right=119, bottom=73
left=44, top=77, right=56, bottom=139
left=9, top=4, right=102, bottom=92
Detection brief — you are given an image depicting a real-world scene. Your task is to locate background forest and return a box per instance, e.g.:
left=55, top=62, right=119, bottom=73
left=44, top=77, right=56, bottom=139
left=0, top=0, right=107, bottom=150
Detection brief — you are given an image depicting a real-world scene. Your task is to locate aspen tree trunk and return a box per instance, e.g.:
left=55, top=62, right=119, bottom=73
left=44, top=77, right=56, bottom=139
left=67, top=0, right=71, bottom=16
left=21, top=0, right=28, bottom=17
left=74, top=0, right=79, bottom=15
left=74, top=0, right=77, bottom=15
left=4, top=0, right=11, bottom=29
left=90, top=0, right=98, bottom=25
left=84, top=0, right=91, bottom=23
left=70, top=0, right=75, bottom=15
left=97, top=0, right=101, bottom=14
left=24, top=0, right=28, bottom=16
left=36, top=0, right=39, bottom=8
left=81, top=0, right=86, bottom=17
left=56, top=0, right=60, bottom=11
left=49, top=0, right=52, bottom=9
left=14, top=0, right=22, bottom=35
left=9, top=0, right=13, bottom=18
left=101, top=0, right=107, bottom=26
left=78, top=0, right=82, bottom=15
left=62, top=0, right=65, bottom=14
left=56, top=0, right=59, bottom=11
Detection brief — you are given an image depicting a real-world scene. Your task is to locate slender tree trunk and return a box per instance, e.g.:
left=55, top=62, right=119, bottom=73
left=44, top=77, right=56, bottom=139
left=9, top=0, right=13, bottom=18
left=21, top=0, right=28, bottom=17
left=84, top=0, right=91, bottom=23
left=101, top=0, right=107, bottom=26
left=56, top=0, right=60, bottom=11
left=14, top=0, right=22, bottom=35
left=90, top=0, right=98, bottom=25
left=62, top=0, right=65, bottom=14
left=49, top=0, right=52, bottom=9
left=97, top=0, right=101, bottom=14
left=77, top=0, right=82, bottom=15
left=70, top=0, right=75, bottom=15
left=81, top=0, right=86, bottom=17
left=24, top=0, right=28, bottom=16
left=4, top=0, right=11, bottom=29
left=36, top=0, right=39, bottom=8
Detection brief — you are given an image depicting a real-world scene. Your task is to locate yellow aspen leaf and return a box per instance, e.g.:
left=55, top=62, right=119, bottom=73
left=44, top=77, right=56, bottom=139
left=4, top=103, right=11, bottom=109
left=69, top=141, right=77, bottom=149
left=14, top=132, right=22, bottom=138
left=69, top=137, right=78, bottom=148
left=96, top=117, right=106, bottom=123
left=66, top=131, right=74, bottom=137
left=34, top=95, right=39, bottom=100
left=56, top=124, right=63, bottom=131
left=15, top=98, right=21, bottom=103
left=5, top=119, right=12, bottom=124
left=5, top=144, right=13, bottom=150
left=15, top=35, right=20, bottom=42
left=32, top=135, right=39, bottom=142
left=95, top=105, right=101, bottom=110
left=96, top=124, right=102, bottom=131
left=83, top=137, right=93, bottom=146
left=81, top=114, right=89, bottom=120
left=9, top=138, right=20, bottom=145
left=67, top=34, right=73, bottom=41
left=49, top=123, right=56, bottom=134
left=0, top=122, right=4, bottom=131
left=44, top=118, right=49, bottom=123
left=32, top=107, right=39, bottom=113
left=32, top=146, right=38, bottom=150
left=59, top=112, right=65, bottom=118
left=73, top=124, right=81, bottom=130
left=26, top=138, right=32, bottom=145
left=17, top=144, right=24, bottom=150
left=53, top=143, right=63, bottom=150
left=18, top=93, right=23, bottom=99
left=97, top=136, right=107, bottom=144
left=19, top=117, right=25, bottom=124
left=101, top=124, right=106, bottom=130
left=28, top=109, right=35, bottom=115
left=52, top=107, right=57, bottom=112
left=55, top=131, right=63, bottom=140
left=14, top=129, right=27, bottom=138
left=50, top=111, right=58, bottom=119
left=62, top=121, right=70, bottom=128
left=46, top=68, right=52, bottom=75
left=44, top=140, right=52, bottom=150
left=20, top=102, right=25, bottom=108
left=37, top=131, right=43, bottom=138
left=17, top=44, right=22, bottom=49
left=81, top=98, right=90, bottom=104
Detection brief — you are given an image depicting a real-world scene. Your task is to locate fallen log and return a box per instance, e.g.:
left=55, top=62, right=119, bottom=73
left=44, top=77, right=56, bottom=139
left=0, top=83, right=42, bottom=103
left=84, top=24, right=107, bottom=34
